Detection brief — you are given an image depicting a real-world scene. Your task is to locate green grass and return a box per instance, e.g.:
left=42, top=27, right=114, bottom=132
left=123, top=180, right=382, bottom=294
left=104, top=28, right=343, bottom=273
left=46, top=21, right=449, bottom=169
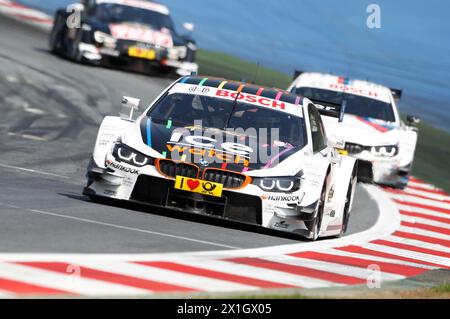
left=431, top=283, right=450, bottom=293
left=411, top=121, right=450, bottom=192
left=197, top=49, right=292, bottom=89
left=197, top=49, right=450, bottom=192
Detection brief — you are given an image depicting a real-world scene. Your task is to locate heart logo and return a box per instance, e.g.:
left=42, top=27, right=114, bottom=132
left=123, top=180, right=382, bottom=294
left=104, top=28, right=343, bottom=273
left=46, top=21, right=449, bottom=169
left=187, top=179, right=200, bottom=191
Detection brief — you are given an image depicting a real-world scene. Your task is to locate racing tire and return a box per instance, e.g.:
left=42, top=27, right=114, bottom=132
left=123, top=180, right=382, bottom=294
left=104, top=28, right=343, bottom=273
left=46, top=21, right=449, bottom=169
left=49, top=14, right=64, bottom=54
left=334, top=164, right=358, bottom=238
left=67, top=32, right=83, bottom=63
left=306, top=183, right=326, bottom=241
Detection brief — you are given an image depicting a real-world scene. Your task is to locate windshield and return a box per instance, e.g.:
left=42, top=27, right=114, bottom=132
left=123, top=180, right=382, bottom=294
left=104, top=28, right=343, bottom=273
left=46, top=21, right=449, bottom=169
left=95, top=4, right=174, bottom=30
left=295, top=87, right=396, bottom=122
left=148, top=93, right=307, bottom=147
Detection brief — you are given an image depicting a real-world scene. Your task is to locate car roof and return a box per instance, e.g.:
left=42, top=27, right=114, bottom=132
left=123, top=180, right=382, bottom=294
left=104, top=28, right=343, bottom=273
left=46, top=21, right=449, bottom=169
left=95, top=0, right=170, bottom=15
left=292, top=72, right=392, bottom=103
left=179, top=76, right=304, bottom=107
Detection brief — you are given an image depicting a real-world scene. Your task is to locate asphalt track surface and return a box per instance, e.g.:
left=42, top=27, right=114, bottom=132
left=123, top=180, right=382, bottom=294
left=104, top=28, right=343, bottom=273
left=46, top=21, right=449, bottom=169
left=0, top=14, right=379, bottom=254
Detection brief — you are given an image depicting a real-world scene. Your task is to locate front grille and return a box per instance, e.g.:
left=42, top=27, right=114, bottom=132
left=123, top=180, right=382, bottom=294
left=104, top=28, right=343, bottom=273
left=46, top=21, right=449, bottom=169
left=223, top=191, right=262, bottom=224
left=203, top=169, right=250, bottom=189
left=130, top=175, right=173, bottom=205
left=157, top=159, right=199, bottom=178
left=130, top=175, right=262, bottom=225
left=345, top=143, right=365, bottom=155
left=357, top=160, right=373, bottom=182
left=167, top=188, right=262, bottom=224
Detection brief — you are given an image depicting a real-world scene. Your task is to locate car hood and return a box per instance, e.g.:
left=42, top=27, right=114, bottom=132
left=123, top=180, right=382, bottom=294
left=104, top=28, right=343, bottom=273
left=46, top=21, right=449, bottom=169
left=322, top=114, right=400, bottom=146
left=107, top=22, right=174, bottom=47
left=136, top=118, right=301, bottom=173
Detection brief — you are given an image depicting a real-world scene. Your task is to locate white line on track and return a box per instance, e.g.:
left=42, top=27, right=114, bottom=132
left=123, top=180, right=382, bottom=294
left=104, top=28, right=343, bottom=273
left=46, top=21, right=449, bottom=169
left=318, top=248, right=435, bottom=270
left=407, top=181, right=441, bottom=191
left=0, top=184, right=396, bottom=262
left=400, top=214, right=450, bottom=230
left=0, top=262, right=148, bottom=297
left=7, top=132, right=48, bottom=141
left=360, top=243, right=450, bottom=267
left=397, top=204, right=450, bottom=220
left=363, top=243, right=450, bottom=267
left=0, top=203, right=240, bottom=250
left=390, top=194, right=450, bottom=210
left=163, top=184, right=399, bottom=258
left=176, top=259, right=340, bottom=289
left=78, top=261, right=258, bottom=292
left=404, top=187, right=450, bottom=201
left=0, top=288, right=13, bottom=298
left=0, top=162, right=74, bottom=180
left=398, top=225, right=450, bottom=241
left=260, top=255, right=404, bottom=281
left=384, top=235, right=450, bottom=253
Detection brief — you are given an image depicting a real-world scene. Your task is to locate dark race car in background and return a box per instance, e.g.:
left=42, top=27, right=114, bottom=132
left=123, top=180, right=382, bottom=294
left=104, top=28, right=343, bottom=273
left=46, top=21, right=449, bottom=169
left=49, top=0, right=198, bottom=76
left=83, top=76, right=358, bottom=240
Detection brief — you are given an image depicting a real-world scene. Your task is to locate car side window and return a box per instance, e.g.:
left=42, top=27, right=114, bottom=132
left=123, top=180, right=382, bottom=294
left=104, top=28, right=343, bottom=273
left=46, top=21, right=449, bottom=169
left=308, top=104, right=327, bottom=153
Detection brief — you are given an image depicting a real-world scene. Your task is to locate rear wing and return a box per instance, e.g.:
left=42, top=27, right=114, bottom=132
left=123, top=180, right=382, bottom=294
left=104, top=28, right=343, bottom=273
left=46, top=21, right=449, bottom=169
left=293, top=69, right=304, bottom=80
left=390, top=88, right=402, bottom=101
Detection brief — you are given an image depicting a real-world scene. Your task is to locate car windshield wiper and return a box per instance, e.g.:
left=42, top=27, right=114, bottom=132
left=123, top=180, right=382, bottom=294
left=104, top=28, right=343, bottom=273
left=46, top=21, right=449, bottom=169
left=308, top=98, right=342, bottom=107
left=223, top=92, right=242, bottom=130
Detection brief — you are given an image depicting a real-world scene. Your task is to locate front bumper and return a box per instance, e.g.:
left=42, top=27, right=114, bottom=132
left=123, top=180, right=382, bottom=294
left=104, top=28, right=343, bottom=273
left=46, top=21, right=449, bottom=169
left=77, top=42, right=198, bottom=75
left=357, top=158, right=410, bottom=188
left=84, top=156, right=318, bottom=238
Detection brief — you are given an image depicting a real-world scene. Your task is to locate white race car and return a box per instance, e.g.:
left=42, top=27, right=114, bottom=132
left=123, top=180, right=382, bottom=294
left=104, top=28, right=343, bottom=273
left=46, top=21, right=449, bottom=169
left=288, top=72, right=420, bottom=189
left=84, top=76, right=357, bottom=240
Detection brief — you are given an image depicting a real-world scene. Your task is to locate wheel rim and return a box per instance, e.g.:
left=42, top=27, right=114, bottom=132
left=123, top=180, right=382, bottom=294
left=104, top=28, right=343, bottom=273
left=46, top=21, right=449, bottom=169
left=312, top=187, right=325, bottom=240
left=342, top=175, right=357, bottom=234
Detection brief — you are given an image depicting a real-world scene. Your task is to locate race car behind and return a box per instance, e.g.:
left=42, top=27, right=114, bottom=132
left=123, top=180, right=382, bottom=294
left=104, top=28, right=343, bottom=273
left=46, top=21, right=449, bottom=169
left=288, top=71, right=420, bottom=189
left=49, top=0, right=198, bottom=76
left=84, top=76, right=357, bottom=240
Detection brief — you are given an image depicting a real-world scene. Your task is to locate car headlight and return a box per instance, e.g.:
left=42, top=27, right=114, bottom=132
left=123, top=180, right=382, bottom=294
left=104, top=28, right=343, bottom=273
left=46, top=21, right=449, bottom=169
left=168, top=46, right=187, bottom=60
left=370, top=145, right=398, bottom=157
left=112, top=144, right=154, bottom=167
left=252, top=177, right=301, bottom=193
left=187, top=42, right=197, bottom=51
left=94, top=31, right=116, bottom=47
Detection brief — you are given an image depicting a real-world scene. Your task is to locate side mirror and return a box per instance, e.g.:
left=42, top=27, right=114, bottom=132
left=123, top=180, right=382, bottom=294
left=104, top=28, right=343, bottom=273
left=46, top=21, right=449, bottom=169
left=120, top=96, right=140, bottom=121
left=406, top=115, right=420, bottom=125
left=67, top=2, right=85, bottom=13
left=327, top=135, right=346, bottom=149
left=182, top=22, right=195, bottom=32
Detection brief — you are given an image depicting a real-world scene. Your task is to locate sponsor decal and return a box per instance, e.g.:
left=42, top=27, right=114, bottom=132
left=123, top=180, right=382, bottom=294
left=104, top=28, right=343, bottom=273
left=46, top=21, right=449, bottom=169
left=167, top=131, right=253, bottom=167
left=106, top=160, right=139, bottom=175
left=355, top=116, right=395, bottom=133
left=261, top=194, right=300, bottom=202
left=168, top=83, right=303, bottom=117
left=174, top=176, right=223, bottom=197
left=199, top=159, right=210, bottom=167
left=274, top=221, right=290, bottom=229
left=166, top=145, right=250, bottom=167
left=329, top=83, right=379, bottom=99
left=327, top=185, right=335, bottom=203
left=109, top=23, right=173, bottom=47
left=188, top=86, right=210, bottom=94
left=216, top=90, right=286, bottom=110
left=103, top=189, right=117, bottom=196
left=169, top=132, right=253, bottom=157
